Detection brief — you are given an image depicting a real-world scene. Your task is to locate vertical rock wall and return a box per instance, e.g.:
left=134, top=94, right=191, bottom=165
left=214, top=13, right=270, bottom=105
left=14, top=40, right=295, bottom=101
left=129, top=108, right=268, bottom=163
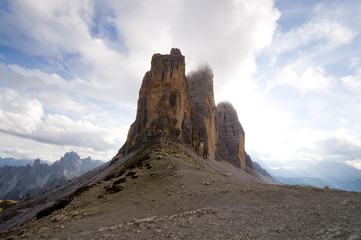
left=187, top=65, right=217, bottom=158
left=122, top=48, right=190, bottom=153
left=215, top=103, right=246, bottom=169
left=119, top=48, right=251, bottom=170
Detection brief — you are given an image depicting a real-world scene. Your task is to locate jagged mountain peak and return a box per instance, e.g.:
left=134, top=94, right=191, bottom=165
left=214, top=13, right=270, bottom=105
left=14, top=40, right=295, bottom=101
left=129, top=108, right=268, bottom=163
left=60, top=151, right=81, bottom=163
left=117, top=48, right=251, bottom=171
left=32, top=159, right=41, bottom=167
left=0, top=152, right=103, bottom=201
left=119, top=48, right=189, bottom=154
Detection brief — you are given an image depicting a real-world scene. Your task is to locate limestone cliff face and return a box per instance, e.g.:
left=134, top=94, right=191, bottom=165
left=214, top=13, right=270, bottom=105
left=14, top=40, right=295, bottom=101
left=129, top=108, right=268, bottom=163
left=121, top=48, right=191, bottom=154
left=215, top=102, right=246, bottom=169
left=120, top=48, right=251, bottom=170
left=187, top=65, right=217, bottom=158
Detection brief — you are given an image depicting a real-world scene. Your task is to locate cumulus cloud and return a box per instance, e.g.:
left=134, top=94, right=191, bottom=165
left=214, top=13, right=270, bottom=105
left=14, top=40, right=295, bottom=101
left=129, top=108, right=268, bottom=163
left=349, top=57, right=361, bottom=71
left=265, top=2, right=358, bottom=94
left=0, top=88, right=43, bottom=135
left=0, top=88, right=123, bottom=154
left=251, top=125, right=361, bottom=171
left=0, top=0, right=281, bottom=161
left=317, top=138, right=360, bottom=159
left=341, top=75, right=361, bottom=93
left=1, top=0, right=281, bottom=103
left=312, top=129, right=361, bottom=165
left=341, top=55, right=361, bottom=95
left=273, top=21, right=354, bottom=54
left=0, top=0, right=139, bottom=106
left=0, top=63, right=99, bottom=115
left=240, top=1, right=361, bottom=171
left=276, top=64, right=335, bottom=92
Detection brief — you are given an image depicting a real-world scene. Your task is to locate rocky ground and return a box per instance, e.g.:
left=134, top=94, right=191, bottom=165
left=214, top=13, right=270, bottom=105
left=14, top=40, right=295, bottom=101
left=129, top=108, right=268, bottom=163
left=1, top=142, right=361, bottom=240
left=0, top=201, right=18, bottom=212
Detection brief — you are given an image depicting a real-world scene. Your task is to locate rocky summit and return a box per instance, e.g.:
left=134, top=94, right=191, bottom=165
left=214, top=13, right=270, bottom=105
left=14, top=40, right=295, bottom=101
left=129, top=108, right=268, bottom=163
left=1, top=49, right=361, bottom=240
left=118, top=48, right=250, bottom=171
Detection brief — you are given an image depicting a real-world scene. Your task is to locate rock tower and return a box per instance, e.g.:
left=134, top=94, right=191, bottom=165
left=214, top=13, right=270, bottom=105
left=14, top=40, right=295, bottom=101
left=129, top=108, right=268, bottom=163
left=119, top=48, right=251, bottom=170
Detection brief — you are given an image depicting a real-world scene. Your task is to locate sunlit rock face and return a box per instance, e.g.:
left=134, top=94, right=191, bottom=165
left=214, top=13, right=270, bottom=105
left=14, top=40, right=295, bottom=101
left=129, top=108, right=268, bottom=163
left=121, top=48, right=191, bottom=154
left=119, top=48, right=251, bottom=170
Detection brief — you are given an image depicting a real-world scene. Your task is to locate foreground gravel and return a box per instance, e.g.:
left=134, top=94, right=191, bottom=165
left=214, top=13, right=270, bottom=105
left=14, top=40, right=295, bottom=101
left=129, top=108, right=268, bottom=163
left=1, top=144, right=361, bottom=240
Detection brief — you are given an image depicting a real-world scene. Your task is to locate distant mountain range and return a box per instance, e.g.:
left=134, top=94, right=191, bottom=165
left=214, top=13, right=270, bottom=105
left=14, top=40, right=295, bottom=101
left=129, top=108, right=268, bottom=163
left=0, top=157, right=50, bottom=167
left=0, top=152, right=104, bottom=200
left=267, top=161, right=361, bottom=192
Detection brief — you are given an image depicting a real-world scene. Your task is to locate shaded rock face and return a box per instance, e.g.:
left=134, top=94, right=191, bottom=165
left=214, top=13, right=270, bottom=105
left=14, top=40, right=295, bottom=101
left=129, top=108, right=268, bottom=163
left=187, top=65, right=217, bottom=158
left=245, top=153, right=253, bottom=169
left=119, top=48, right=250, bottom=170
left=215, top=103, right=246, bottom=169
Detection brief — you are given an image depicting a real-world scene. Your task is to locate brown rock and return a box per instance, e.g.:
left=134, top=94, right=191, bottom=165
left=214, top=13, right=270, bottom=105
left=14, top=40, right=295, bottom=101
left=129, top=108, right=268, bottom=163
left=186, top=65, right=217, bottom=158
left=215, top=102, right=246, bottom=169
left=120, top=48, right=191, bottom=154
left=117, top=48, right=251, bottom=170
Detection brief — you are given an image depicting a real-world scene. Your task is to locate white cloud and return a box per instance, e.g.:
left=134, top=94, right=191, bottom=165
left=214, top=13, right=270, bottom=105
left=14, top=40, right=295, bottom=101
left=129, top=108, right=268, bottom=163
left=276, top=64, right=335, bottom=92
left=0, top=88, right=44, bottom=135
left=341, top=75, right=361, bottom=93
left=0, top=63, right=136, bottom=127
left=349, top=57, right=361, bottom=71
left=340, top=118, right=349, bottom=126
left=0, top=0, right=141, bottom=106
left=274, top=21, right=354, bottom=54
left=0, top=63, right=99, bottom=115
left=248, top=1, right=361, bottom=174
left=250, top=124, right=361, bottom=170
left=346, top=159, right=361, bottom=170
left=342, top=55, right=361, bottom=93
left=106, top=0, right=281, bottom=98
left=0, top=133, right=115, bottom=162
left=1, top=0, right=94, bottom=56
left=0, top=0, right=281, bottom=161
left=0, top=0, right=281, bottom=109
left=265, top=2, right=358, bottom=94
left=0, top=88, right=125, bottom=160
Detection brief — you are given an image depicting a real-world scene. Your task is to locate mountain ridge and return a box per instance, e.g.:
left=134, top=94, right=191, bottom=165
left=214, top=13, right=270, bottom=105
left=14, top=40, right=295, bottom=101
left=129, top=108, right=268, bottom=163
left=0, top=157, right=51, bottom=168
left=0, top=152, right=103, bottom=200
left=117, top=48, right=256, bottom=173
left=267, top=161, right=361, bottom=192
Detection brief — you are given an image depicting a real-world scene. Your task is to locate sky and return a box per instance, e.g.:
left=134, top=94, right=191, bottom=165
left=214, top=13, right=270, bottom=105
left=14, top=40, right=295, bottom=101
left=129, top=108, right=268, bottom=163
left=0, top=0, right=361, bottom=172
